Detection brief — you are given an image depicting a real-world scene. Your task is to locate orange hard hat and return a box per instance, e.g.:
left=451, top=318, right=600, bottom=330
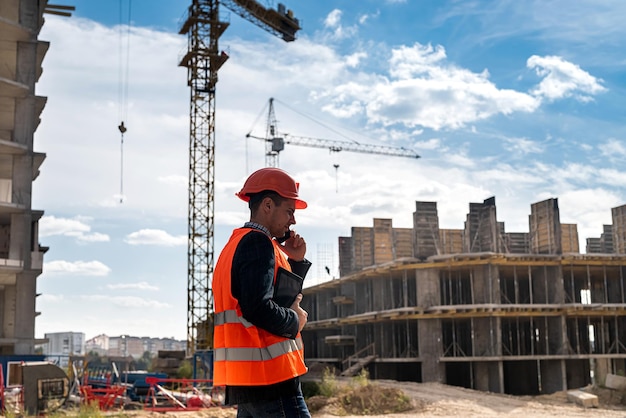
left=236, top=167, right=307, bottom=209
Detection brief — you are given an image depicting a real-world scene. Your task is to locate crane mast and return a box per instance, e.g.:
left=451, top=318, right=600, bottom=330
left=179, top=1, right=300, bottom=356
left=247, top=98, right=421, bottom=167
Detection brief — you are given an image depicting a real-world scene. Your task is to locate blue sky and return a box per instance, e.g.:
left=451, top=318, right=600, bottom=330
left=34, top=0, right=626, bottom=340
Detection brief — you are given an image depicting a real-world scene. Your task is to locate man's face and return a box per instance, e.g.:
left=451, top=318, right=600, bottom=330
left=268, top=198, right=296, bottom=238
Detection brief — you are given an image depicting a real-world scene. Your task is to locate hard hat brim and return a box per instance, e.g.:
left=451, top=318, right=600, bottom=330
left=236, top=192, right=307, bottom=209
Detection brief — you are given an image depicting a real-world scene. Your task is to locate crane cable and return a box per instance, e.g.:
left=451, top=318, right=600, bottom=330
left=272, top=98, right=361, bottom=144
left=244, top=100, right=270, bottom=175
left=117, top=0, right=132, bottom=203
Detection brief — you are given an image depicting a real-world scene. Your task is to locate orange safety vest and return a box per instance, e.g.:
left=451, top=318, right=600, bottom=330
left=212, top=227, right=308, bottom=386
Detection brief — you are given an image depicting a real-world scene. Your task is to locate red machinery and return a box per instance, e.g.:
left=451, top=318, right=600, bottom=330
left=143, top=377, right=223, bottom=412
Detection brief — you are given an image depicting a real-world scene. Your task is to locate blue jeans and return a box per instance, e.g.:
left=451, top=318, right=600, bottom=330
left=236, top=392, right=311, bottom=418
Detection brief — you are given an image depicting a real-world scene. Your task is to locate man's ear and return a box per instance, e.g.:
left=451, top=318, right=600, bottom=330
left=261, top=196, right=274, bottom=212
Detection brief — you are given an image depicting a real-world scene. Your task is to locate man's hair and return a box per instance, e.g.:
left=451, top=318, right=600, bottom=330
left=248, top=190, right=287, bottom=214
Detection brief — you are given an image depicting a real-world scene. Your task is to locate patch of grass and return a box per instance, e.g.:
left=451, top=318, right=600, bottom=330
left=339, top=385, right=414, bottom=415
left=350, top=368, right=370, bottom=388
left=304, top=367, right=416, bottom=416
left=319, top=367, right=340, bottom=398
left=48, top=401, right=104, bottom=418
left=45, top=401, right=135, bottom=418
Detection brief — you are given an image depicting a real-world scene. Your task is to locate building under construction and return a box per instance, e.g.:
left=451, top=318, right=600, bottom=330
left=0, top=1, right=65, bottom=354
left=301, top=197, right=626, bottom=395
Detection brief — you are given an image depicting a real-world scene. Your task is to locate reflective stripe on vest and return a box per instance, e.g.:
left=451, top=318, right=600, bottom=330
left=214, top=310, right=253, bottom=328
left=214, top=337, right=303, bottom=362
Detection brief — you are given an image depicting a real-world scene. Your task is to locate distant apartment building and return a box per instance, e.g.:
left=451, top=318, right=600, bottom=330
left=43, top=332, right=85, bottom=367
left=43, top=332, right=85, bottom=356
left=85, top=334, right=109, bottom=356
left=144, top=337, right=187, bottom=354
left=108, top=335, right=144, bottom=358
left=105, top=335, right=186, bottom=358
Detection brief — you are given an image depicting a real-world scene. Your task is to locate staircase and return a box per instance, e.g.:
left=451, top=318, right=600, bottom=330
left=340, top=343, right=376, bottom=377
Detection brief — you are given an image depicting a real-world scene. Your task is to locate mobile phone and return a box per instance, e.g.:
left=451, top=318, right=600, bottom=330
left=276, top=230, right=291, bottom=244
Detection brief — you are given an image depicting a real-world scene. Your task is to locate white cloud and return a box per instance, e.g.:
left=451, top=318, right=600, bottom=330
left=597, top=167, right=626, bottom=187
left=78, top=232, right=110, bottom=243
left=322, top=8, right=358, bottom=40
left=38, top=294, right=64, bottom=303
left=39, top=216, right=110, bottom=243
left=124, top=229, right=186, bottom=246
left=317, top=42, right=540, bottom=130
left=43, top=260, right=111, bottom=276
left=35, top=16, right=188, bottom=219
left=82, top=295, right=171, bottom=309
left=474, top=164, right=543, bottom=186
left=558, top=188, right=621, bottom=244
left=106, top=281, right=159, bottom=291
left=345, top=51, right=367, bottom=68
left=415, top=138, right=442, bottom=150
left=598, top=138, right=626, bottom=160
left=324, top=9, right=342, bottom=28
left=528, top=55, right=606, bottom=101
left=39, top=215, right=89, bottom=237
left=389, top=43, right=448, bottom=79
left=503, top=137, right=545, bottom=156
left=158, top=175, right=187, bottom=186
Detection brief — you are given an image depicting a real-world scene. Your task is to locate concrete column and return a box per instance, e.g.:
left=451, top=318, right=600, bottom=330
left=419, top=318, right=444, bottom=382
left=549, top=315, right=568, bottom=355
left=10, top=213, right=31, bottom=264
left=474, top=362, right=503, bottom=393
left=548, top=265, right=565, bottom=304
left=417, top=268, right=439, bottom=308
left=472, top=264, right=499, bottom=304
left=532, top=265, right=563, bottom=304
left=473, top=316, right=503, bottom=393
left=540, top=360, right=566, bottom=393
left=15, top=36, right=38, bottom=148
left=372, top=275, right=385, bottom=311
left=2, top=285, right=16, bottom=349
left=14, top=273, right=36, bottom=354
left=473, top=317, right=496, bottom=356
left=417, top=268, right=444, bottom=382
left=594, top=358, right=611, bottom=387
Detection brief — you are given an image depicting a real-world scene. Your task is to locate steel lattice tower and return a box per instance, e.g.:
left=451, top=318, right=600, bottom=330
left=179, top=0, right=229, bottom=354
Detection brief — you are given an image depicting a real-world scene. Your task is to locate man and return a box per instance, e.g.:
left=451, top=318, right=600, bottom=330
left=212, top=167, right=311, bottom=417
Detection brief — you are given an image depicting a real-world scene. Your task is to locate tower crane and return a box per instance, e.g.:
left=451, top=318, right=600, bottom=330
left=246, top=98, right=421, bottom=168
left=178, top=1, right=300, bottom=356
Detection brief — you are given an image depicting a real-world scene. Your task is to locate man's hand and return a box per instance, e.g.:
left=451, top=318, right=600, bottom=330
left=281, top=231, right=307, bottom=261
left=290, top=294, right=308, bottom=333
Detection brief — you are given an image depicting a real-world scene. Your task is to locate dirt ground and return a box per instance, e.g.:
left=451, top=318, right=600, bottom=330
left=77, top=380, right=626, bottom=418
left=314, top=380, right=626, bottom=417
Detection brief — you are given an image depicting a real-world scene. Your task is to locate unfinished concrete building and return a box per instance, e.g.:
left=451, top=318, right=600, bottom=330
left=301, top=197, right=626, bottom=395
left=0, top=1, right=63, bottom=354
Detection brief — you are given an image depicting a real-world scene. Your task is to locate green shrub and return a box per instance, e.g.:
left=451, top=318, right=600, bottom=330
left=301, top=380, right=321, bottom=398
left=176, top=360, right=193, bottom=378
left=351, top=368, right=369, bottom=388
left=318, top=367, right=339, bottom=398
